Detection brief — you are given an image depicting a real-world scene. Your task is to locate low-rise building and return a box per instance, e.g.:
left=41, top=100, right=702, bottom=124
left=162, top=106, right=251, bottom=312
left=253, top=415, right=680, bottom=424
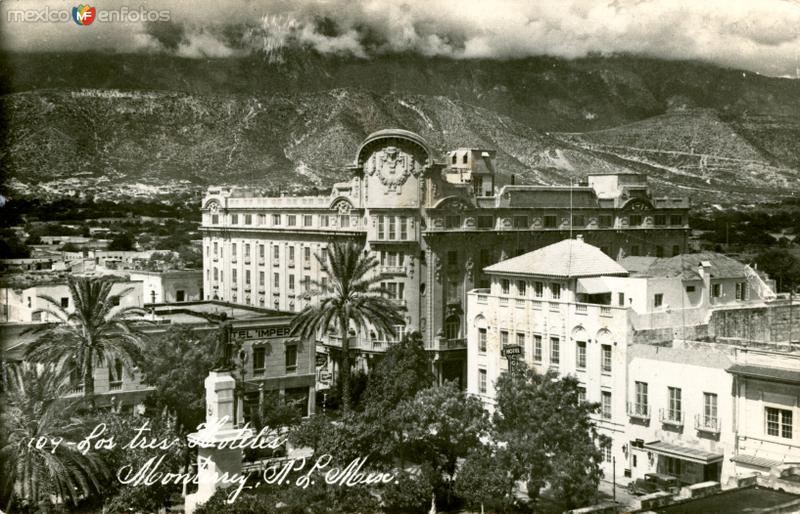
left=129, top=269, right=203, bottom=304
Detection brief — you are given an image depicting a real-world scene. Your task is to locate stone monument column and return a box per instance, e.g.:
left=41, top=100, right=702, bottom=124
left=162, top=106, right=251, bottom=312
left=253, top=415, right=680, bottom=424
left=185, top=371, right=254, bottom=514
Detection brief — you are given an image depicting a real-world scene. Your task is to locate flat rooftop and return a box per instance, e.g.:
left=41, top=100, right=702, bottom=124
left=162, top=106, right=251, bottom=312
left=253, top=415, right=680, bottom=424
left=651, top=486, right=799, bottom=513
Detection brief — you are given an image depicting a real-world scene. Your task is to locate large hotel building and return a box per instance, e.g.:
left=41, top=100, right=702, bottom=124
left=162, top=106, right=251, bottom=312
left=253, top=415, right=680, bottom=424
left=200, top=129, right=689, bottom=384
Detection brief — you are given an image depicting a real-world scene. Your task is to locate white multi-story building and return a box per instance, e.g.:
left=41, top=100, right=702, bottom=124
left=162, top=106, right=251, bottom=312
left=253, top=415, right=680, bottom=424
left=626, top=341, right=735, bottom=485
left=466, top=236, right=781, bottom=482
left=200, top=129, right=690, bottom=385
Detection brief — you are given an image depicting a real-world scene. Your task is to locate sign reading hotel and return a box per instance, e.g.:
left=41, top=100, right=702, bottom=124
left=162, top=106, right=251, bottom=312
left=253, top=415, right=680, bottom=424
left=232, top=326, right=292, bottom=341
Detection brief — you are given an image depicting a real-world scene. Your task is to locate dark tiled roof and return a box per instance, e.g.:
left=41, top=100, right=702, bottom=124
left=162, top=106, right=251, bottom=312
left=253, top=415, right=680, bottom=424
left=620, top=252, right=749, bottom=280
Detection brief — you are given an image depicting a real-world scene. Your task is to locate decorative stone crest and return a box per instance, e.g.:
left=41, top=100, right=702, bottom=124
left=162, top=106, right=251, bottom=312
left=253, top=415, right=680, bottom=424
left=365, top=146, right=419, bottom=193
left=206, top=200, right=220, bottom=213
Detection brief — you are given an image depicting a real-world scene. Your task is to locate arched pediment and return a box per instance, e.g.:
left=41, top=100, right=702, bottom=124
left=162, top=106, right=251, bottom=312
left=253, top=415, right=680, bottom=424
left=355, top=129, right=432, bottom=166
left=622, top=198, right=654, bottom=211
left=432, top=196, right=475, bottom=210
left=329, top=197, right=355, bottom=212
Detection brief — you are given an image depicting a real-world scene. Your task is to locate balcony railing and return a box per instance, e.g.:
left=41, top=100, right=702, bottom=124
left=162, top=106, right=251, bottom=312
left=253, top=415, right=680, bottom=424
left=439, top=337, right=467, bottom=350
left=627, top=402, right=651, bottom=420
left=695, top=414, right=721, bottom=434
left=380, top=265, right=407, bottom=275
left=575, top=304, right=588, bottom=315
left=659, top=408, right=684, bottom=427
left=477, top=295, right=488, bottom=305
left=600, top=306, right=613, bottom=317
left=109, top=381, right=122, bottom=391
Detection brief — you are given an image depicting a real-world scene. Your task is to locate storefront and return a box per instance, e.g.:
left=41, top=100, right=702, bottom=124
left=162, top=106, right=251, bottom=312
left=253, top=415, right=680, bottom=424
left=643, top=440, right=724, bottom=484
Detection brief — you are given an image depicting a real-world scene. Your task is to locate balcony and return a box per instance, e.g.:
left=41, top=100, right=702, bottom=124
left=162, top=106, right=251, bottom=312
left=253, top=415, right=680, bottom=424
left=695, top=414, right=721, bottom=434
left=627, top=402, right=651, bottom=421
left=575, top=304, right=588, bottom=315
left=109, top=381, right=122, bottom=391
left=439, top=337, right=467, bottom=350
left=600, top=306, right=613, bottom=317
left=659, top=408, right=684, bottom=427
left=379, top=265, right=407, bottom=276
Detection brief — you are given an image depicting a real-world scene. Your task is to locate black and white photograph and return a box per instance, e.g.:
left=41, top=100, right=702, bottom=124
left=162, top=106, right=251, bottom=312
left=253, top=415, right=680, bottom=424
left=1, top=1, right=799, bottom=512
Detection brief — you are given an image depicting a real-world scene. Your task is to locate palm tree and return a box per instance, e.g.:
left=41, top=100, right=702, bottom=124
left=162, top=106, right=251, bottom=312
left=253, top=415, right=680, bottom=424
left=24, top=276, right=148, bottom=410
left=0, top=362, right=109, bottom=511
left=291, top=241, right=405, bottom=413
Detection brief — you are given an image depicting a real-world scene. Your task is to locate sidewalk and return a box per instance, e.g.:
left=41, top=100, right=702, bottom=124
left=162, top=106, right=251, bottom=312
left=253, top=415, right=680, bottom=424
left=597, top=478, right=637, bottom=511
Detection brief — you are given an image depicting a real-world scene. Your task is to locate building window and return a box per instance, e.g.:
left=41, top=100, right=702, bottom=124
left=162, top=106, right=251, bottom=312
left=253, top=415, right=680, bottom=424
left=629, top=215, right=642, bottom=226
left=258, top=214, right=266, bottom=225
left=672, top=245, right=681, bottom=256
left=516, top=332, right=525, bottom=354
left=513, top=215, right=528, bottom=228
left=479, top=369, right=487, bottom=393
left=273, top=273, right=279, bottom=288
left=480, top=248, right=492, bottom=266
left=231, top=243, right=238, bottom=260
left=303, top=215, right=313, bottom=227
left=500, top=330, right=509, bottom=347
left=517, top=280, right=527, bottom=296
left=578, top=387, right=586, bottom=404
left=244, top=214, right=252, bottom=225
left=670, top=215, right=683, bottom=226
left=287, top=215, right=296, bottom=227
left=272, top=214, right=281, bottom=225
left=213, top=268, right=219, bottom=281
left=478, top=328, right=487, bottom=353
left=339, top=214, right=350, bottom=228
left=501, top=279, right=510, bottom=295
left=445, top=215, right=461, bottom=229
left=60, top=297, right=69, bottom=308
left=735, top=282, right=747, bottom=301
left=654, top=214, right=666, bottom=226
left=444, top=317, right=459, bottom=340
left=273, top=245, right=280, bottom=261
left=378, top=215, right=385, bottom=239
left=447, top=251, right=458, bottom=266
left=288, top=247, right=295, bottom=263
left=108, top=359, right=123, bottom=390
left=635, top=382, right=649, bottom=415
left=576, top=341, right=587, bottom=370
left=654, top=293, right=663, bottom=308
left=259, top=244, right=265, bottom=259
left=656, top=246, right=664, bottom=258
left=550, top=283, right=561, bottom=300
left=320, top=215, right=329, bottom=227
left=231, top=214, right=239, bottom=225
left=712, top=283, right=721, bottom=298
left=533, top=335, right=542, bottom=362
left=686, top=285, right=696, bottom=293
left=703, top=393, right=718, bottom=428
left=618, top=292, right=625, bottom=306
left=601, top=344, right=612, bottom=373
left=388, top=216, right=396, bottom=239
left=245, top=270, right=251, bottom=285
left=289, top=275, right=295, bottom=290
left=603, top=443, right=612, bottom=462
left=601, top=391, right=612, bottom=419
left=211, top=214, right=219, bottom=224
left=543, top=215, right=557, bottom=228
left=668, top=387, right=682, bottom=422
left=599, top=215, right=613, bottom=228
left=245, top=243, right=251, bottom=259
left=285, top=344, right=297, bottom=374
left=630, top=245, right=640, bottom=256
left=259, top=271, right=265, bottom=286
left=232, top=269, right=237, bottom=282
left=477, top=215, right=494, bottom=229
left=253, top=347, right=265, bottom=375
left=534, top=282, right=543, bottom=298
left=572, top=215, right=585, bottom=227
left=400, top=217, right=408, bottom=239
left=304, top=247, right=311, bottom=264
left=463, top=154, right=468, bottom=164
left=766, top=407, right=793, bottom=439
left=550, top=337, right=560, bottom=364
left=213, top=242, right=218, bottom=255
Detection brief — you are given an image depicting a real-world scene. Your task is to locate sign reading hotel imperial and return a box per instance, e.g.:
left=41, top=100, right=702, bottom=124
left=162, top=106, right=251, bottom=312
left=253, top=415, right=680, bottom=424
left=200, top=128, right=689, bottom=386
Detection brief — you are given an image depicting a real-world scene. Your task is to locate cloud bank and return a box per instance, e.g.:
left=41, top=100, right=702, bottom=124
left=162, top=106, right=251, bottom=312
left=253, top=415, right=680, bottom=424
left=2, top=0, right=799, bottom=76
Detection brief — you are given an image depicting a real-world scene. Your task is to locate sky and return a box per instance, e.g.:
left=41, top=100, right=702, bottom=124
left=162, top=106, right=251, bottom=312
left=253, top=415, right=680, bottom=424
left=1, top=0, right=799, bottom=77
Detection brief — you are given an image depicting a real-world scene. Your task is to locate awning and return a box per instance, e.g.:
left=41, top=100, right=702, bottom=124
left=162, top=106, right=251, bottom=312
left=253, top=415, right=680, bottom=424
left=576, top=277, right=611, bottom=294
left=727, top=364, right=800, bottom=385
left=731, top=454, right=782, bottom=470
left=643, top=441, right=724, bottom=465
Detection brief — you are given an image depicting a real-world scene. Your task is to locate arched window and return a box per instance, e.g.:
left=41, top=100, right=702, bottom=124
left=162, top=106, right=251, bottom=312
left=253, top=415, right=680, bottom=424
left=462, top=154, right=468, bottom=164
left=452, top=153, right=457, bottom=164
left=444, top=315, right=460, bottom=340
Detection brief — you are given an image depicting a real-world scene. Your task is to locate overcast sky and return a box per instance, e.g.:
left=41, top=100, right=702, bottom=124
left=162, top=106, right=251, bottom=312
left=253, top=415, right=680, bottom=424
left=2, top=0, right=799, bottom=77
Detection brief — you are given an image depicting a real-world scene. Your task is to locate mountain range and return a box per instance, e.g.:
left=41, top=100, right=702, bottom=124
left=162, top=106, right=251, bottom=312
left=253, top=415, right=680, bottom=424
left=1, top=52, right=799, bottom=204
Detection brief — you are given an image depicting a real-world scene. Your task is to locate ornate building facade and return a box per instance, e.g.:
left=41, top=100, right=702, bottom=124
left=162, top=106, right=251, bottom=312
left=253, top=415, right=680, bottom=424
left=200, top=129, right=689, bottom=385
